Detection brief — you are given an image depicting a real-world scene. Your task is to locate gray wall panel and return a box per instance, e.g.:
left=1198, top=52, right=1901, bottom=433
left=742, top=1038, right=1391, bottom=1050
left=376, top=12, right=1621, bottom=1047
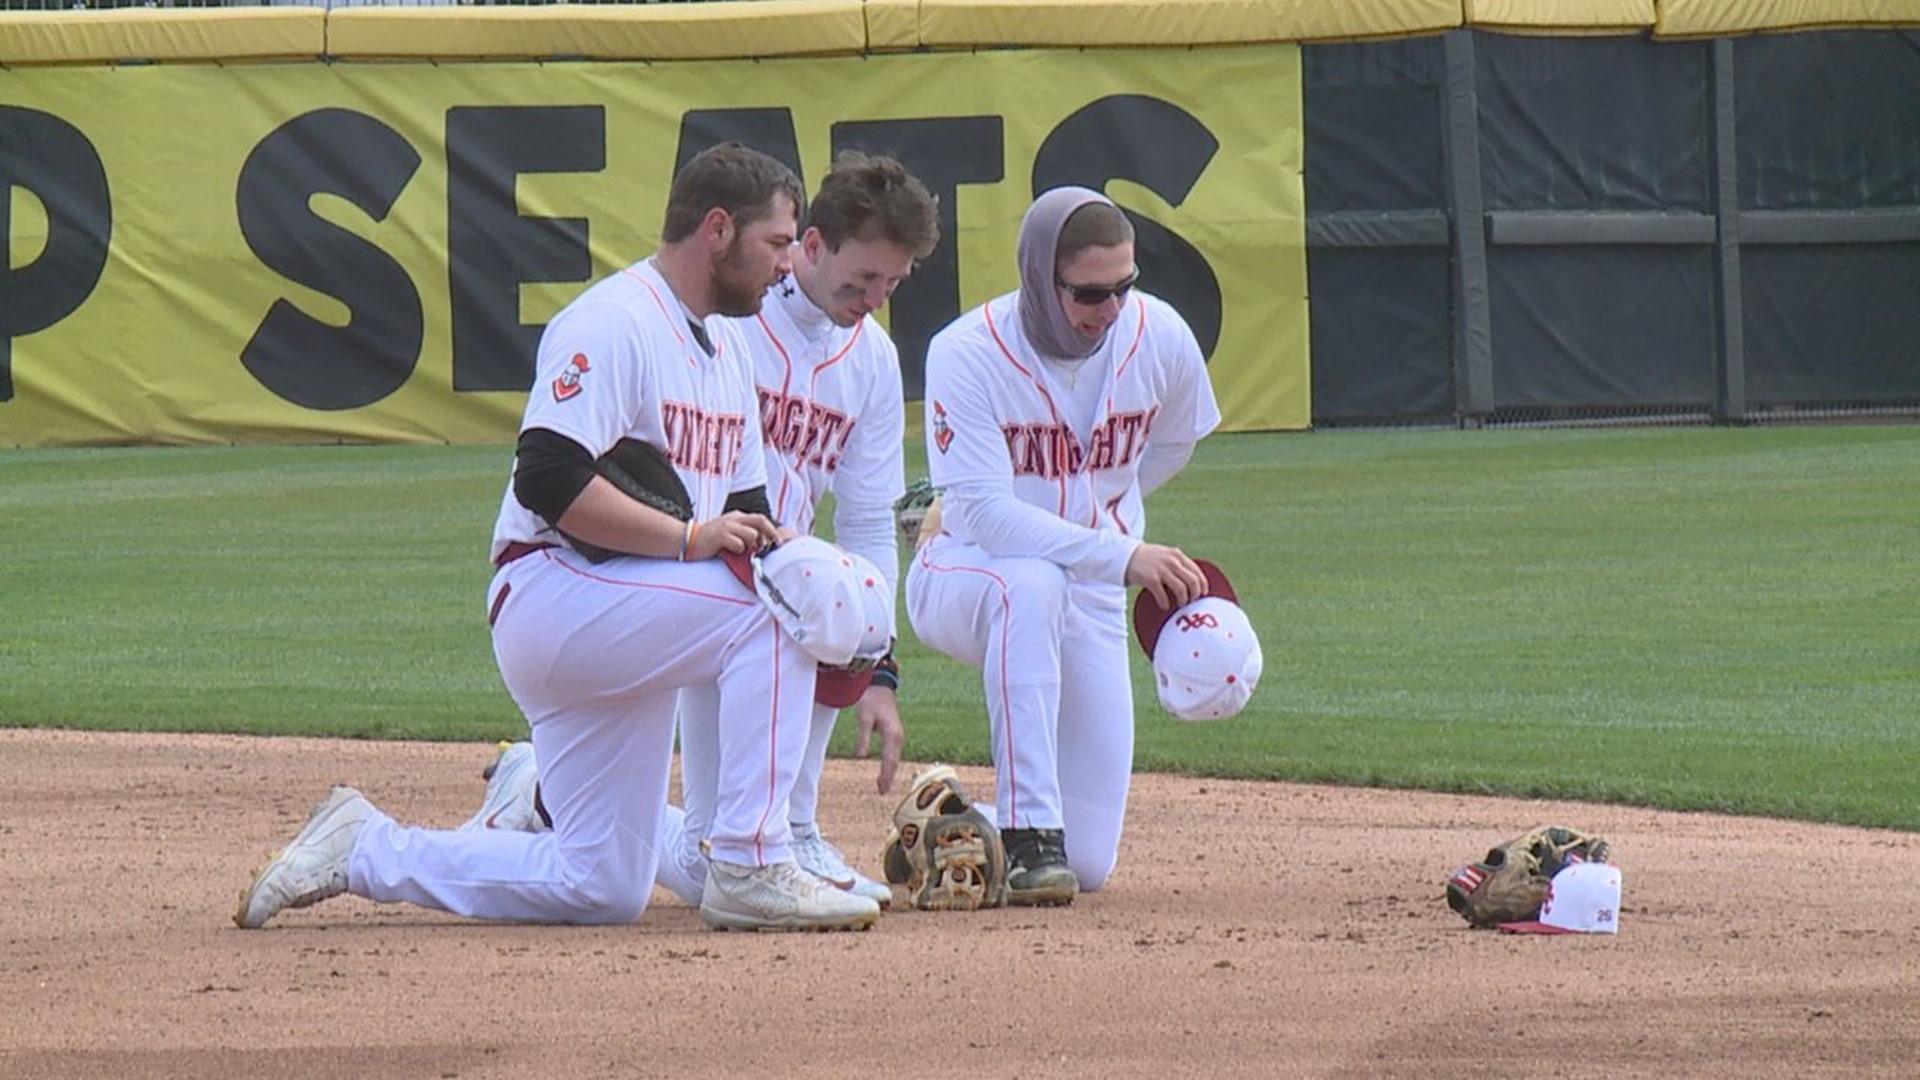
left=1307, top=249, right=1454, bottom=422
left=1302, top=30, right=1918, bottom=426
left=1742, top=244, right=1920, bottom=405
left=1489, top=248, right=1716, bottom=409
left=1736, top=31, right=1920, bottom=211
left=1303, top=37, right=1447, bottom=212
left=1476, top=35, right=1712, bottom=213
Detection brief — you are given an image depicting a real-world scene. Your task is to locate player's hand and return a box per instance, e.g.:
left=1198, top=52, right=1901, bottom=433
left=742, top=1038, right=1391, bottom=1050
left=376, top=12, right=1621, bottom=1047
left=689, top=512, right=780, bottom=560
left=1125, top=542, right=1208, bottom=611
left=853, top=684, right=904, bottom=794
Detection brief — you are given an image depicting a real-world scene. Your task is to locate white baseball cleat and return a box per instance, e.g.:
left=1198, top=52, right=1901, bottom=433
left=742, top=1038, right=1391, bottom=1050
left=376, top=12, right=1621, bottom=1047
left=459, top=740, right=547, bottom=833
left=233, top=785, right=374, bottom=929
left=700, top=858, right=881, bottom=932
left=792, top=822, right=892, bottom=908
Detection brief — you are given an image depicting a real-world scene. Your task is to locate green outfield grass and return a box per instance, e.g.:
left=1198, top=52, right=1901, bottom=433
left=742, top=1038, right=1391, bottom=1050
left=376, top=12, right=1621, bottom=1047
left=3, top=425, right=1916, bottom=828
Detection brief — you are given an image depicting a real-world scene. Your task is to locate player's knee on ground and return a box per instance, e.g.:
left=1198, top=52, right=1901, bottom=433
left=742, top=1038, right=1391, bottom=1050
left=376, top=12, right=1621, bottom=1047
left=553, top=837, right=654, bottom=925
left=1070, top=850, right=1119, bottom=893
left=1061, top=797, right=1122, bottom=892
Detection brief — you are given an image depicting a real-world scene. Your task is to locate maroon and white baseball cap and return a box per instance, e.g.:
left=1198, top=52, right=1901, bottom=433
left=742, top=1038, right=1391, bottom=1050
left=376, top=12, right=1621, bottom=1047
left=1498, top=862, right=1622, bottom=935
left=724, top=537, right=893, bottom=669
left=1131, top=559, right=1263, bottom=722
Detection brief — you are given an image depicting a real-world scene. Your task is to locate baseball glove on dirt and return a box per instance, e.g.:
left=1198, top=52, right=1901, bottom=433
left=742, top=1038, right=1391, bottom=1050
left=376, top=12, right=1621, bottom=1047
left=880, top=765, right=1008, bottom=912
left=1446, top=825, right=1612, bottom=928
left=892, top=478, right=943, bottom=553
left=566, top=438, right=692, bottom=563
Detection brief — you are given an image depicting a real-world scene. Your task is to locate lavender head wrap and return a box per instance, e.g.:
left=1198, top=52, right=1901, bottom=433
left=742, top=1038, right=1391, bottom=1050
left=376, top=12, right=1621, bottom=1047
left=1017, top=186, right=1113, bottom=360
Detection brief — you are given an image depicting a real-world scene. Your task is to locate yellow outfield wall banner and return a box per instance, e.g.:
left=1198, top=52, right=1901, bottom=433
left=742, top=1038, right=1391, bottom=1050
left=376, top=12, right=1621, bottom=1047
left=0, top=46, right=1306, bottom=446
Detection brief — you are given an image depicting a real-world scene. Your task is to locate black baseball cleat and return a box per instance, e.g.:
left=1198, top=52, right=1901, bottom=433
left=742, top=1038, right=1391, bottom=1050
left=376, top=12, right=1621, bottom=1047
left=1001, top=827, right=1078, bottom=906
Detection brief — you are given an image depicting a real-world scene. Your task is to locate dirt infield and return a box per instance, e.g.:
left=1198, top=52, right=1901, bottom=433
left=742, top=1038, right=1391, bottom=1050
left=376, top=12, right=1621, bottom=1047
left=4, top=728, right=1917, bottom=1079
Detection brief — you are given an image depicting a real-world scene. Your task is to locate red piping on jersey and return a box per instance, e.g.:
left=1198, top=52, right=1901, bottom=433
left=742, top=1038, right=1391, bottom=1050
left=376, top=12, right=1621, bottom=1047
left=752, top=314, right=864, bottom=525
left=984, top=294, right=1149, bottom=526
left=1100, top=301, right=1149, bottom=533
left=914, top=544, right=1024, bottom=825
left=1110, top=298, right=1147, bottom=384
left=757, top=316, right=801, bottom=518
left=622, top=266, right=719, bottom=370
left=984, top=299, right=1071, bottom=517
left=623, top=264, right=741, bottom=513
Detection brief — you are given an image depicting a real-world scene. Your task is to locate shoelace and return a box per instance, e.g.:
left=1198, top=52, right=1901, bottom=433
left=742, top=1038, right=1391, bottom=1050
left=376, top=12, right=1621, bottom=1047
left=1007, top=831, right=1067, bottom=871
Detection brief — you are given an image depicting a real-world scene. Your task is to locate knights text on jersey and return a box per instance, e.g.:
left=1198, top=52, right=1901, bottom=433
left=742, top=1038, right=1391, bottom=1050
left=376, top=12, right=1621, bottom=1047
left=922, top=289, right=1220, bottom=541
left=740, top=282, right=906, bottom=537
left=489, top=258, right=768, bottom=562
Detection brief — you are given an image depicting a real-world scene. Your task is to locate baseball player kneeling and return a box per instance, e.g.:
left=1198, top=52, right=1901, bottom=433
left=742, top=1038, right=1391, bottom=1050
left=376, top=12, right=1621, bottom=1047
left=905, top=187, right=1225, bottom=906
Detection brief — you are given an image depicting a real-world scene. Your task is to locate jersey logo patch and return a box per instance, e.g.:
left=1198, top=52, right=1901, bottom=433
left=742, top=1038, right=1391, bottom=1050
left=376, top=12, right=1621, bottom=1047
left=932, top=399, right=954, bottom=454
left=552, top=353, right=590, bottom=402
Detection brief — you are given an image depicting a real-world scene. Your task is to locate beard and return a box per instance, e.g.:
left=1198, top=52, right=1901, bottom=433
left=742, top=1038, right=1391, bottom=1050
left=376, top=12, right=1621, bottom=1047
left=710, top=239, right=767, bottom=317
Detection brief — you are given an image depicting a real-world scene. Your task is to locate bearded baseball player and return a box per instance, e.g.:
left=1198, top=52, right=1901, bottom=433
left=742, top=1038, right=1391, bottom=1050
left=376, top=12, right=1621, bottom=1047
left=905, top=187, right=1219, bottom=905
left=234, top=143, right=881, bottom=933
left=463, top=152, right=940, bottom=909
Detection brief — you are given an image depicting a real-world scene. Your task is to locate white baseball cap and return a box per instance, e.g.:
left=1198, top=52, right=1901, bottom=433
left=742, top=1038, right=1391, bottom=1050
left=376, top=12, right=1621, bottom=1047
left=1499, top=862, right=1622, bottom=935
left=729, top=537, right=893, bottom=668
left=1131, top=560, right=1263, bottom=722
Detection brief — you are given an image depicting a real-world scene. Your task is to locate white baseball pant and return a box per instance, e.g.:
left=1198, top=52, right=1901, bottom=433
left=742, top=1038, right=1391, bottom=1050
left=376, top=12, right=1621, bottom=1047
left=906, top=537, right=1134, bottom=890
left=349, top=545, right=816, bottom=923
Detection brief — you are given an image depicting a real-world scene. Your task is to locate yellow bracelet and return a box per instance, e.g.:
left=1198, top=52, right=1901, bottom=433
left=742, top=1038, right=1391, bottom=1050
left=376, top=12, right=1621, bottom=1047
left=679, top=519, right=697, bottom=561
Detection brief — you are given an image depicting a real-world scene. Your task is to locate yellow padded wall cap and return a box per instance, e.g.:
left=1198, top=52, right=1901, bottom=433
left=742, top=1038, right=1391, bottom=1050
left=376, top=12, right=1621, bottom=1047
left=864, top=0, right=923, bottom=50
left=0, top=9, right=325, bottom=66
left=1656, top=0, right=1920, bottom=38
left=324, top=0, right=866, bottom=62
left=1466, top=0, right=1656, bottom=35
left=912, top=0, right=1462, bottom=49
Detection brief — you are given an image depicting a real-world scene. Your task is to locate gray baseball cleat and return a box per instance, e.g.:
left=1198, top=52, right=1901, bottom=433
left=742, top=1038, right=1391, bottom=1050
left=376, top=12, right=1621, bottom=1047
left=233, top=785, right=374, bottom=929
left=700, top=858, right=882, bottom=932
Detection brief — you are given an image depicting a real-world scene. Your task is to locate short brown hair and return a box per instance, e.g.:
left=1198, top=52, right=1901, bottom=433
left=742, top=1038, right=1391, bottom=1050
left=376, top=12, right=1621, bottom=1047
left=661, top=142, right=807, bottom=244
left=807, top=151, right=940, bottom=259
left=1056, top=202, right=1134, bottom=266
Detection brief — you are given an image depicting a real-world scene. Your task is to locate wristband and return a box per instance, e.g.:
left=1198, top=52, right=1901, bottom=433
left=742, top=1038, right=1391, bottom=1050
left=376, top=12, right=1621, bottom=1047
left=870, top=653, right=901, bottom=692
left=678, top=519, right=697, bottom=561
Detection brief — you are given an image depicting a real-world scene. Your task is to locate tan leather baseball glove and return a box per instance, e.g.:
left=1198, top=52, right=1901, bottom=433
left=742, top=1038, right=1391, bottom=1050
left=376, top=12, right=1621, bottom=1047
left=1446, top=826, right=1612, bottom=928
left=880, top=765, right=1007, bottom=912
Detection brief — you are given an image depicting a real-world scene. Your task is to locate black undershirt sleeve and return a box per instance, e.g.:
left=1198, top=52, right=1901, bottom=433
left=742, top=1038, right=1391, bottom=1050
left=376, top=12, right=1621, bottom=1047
left=513, top=427, right=598, bottom=525
left=516, top=429, right=774, bottom=526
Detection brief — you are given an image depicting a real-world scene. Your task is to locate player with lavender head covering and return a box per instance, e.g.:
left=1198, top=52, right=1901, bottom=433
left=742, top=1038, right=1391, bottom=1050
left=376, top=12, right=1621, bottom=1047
left=905, top=187, right=1221, bottom=905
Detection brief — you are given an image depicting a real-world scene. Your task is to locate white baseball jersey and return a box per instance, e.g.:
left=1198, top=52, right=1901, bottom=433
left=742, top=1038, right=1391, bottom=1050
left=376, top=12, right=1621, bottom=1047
left=746, top=277, right=906, bottom=594
left=922, top=288, right=1219, bottom=562
left=907, top=286, right=1218, bottom=889
left=489, top=258, right=767, bottom=562
left=662, top=275, right=908, bottom=896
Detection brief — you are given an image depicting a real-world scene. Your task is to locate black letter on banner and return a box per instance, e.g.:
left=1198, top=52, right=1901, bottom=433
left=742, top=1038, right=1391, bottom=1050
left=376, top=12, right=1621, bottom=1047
left=0, top=108, right=112, bottom=403
left=1033, top=96, right=1222, bottom=359
left=674, top=110, right=803, bottom=179
left=237, top=109, right=423, bottom=410
left=832, top=117, right=1005, bottom=399
left=448, top=106, right=604, bottom=392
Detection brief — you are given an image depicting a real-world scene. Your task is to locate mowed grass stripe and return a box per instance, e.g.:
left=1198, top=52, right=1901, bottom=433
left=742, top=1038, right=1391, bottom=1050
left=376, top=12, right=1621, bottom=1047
left=3, top=426, right=1915, bottom=826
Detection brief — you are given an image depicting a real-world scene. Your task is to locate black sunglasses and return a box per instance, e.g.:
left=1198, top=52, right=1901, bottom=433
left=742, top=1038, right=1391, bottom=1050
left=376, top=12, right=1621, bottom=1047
left=1055, top=268, right=1139, bottom=306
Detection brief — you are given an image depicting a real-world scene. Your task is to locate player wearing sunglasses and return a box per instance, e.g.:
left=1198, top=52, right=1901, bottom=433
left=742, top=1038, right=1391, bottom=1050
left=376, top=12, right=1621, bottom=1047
left=905, top=187, right=1220, bottom=905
